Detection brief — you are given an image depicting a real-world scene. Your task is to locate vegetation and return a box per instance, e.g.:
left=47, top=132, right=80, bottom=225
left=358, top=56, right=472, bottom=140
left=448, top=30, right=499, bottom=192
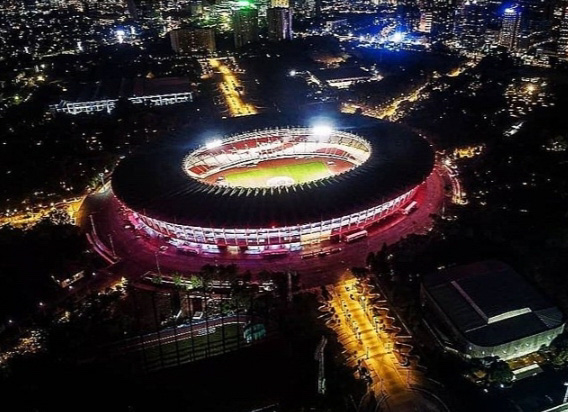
left=0, top=219, right=89, bottom=323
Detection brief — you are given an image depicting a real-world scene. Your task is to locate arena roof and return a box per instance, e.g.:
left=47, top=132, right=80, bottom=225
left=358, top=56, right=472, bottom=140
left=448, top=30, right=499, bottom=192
left=423, top=260, right=564, bottom=347
left=111, top=112, right=434, bottom=228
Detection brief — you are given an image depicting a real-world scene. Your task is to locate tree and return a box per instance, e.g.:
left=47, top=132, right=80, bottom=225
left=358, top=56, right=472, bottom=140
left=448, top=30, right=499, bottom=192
left=550, top=334, right=568, bottom=366
left=188, top=274, right=203, bottom=290
left=365, top=252, right=375, bottom=269
left=351, top=267, right=368, bottom=279
left=172, top=273, right=183, bottom=289
left=487, top=360, right=513, bottom=385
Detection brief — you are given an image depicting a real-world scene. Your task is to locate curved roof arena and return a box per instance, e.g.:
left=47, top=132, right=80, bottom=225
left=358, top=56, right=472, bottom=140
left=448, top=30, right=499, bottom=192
left=111, top=112, right=435, bottom=228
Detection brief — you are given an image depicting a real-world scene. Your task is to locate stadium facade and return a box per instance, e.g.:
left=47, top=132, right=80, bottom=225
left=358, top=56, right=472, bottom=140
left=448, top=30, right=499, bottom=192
left=422, top=260, right=565, bottom=361
left=111, top=113, right=435, bottom=255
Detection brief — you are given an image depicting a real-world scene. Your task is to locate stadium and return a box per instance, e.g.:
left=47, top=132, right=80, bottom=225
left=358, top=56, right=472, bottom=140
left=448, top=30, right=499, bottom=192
left=111, top=113, right=435, bottom=256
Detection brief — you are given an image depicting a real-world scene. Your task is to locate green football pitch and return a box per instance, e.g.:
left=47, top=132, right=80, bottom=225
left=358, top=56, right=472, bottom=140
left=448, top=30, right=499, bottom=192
left=225, top=161, right=331, bottom=187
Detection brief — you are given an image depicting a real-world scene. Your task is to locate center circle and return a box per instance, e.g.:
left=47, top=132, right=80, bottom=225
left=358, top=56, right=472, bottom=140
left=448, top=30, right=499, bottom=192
left=266, top=176, right=295, bottom=187
left=182, top=127, right=372, bottom=189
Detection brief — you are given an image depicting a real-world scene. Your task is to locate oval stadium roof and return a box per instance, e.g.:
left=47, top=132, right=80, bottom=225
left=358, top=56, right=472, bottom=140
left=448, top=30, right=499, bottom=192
left=111, top=112, right=435, bottom=228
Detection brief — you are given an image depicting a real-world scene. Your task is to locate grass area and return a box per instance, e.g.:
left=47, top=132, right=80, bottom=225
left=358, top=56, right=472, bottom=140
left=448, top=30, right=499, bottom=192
left=225, top=161, right=331, bottom=187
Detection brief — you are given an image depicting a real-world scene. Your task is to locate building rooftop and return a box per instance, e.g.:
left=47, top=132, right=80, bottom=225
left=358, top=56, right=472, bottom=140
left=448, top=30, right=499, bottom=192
left=61, top=77, right=191, bottom=102
left=111, top=112, right=434, bottom=228
left=314, top=67, right=373, bottom=82
left=423, top=260, right=564, bottom=347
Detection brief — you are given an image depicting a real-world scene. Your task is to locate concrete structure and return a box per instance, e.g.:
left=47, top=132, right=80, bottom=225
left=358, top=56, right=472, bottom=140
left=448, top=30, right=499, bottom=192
left=233, top=6, right=259, bottom=48
left=170, top=28, right=216, bottom=53
left=422, top=260, right=565, bottom=361
left=499, top=7, right=522, bottom=50
left=111, top=113, right=434, bottom=255
left=418, top=10, right=433, bottom=33
left=430, top=0, right=457, bottom=37
left=397, top=0, right=420, bottom=32
left=311, top=67, right=380, bottom=89
left=559, top=2, right=568, bottom=61
left=270, top=0, right=290, bottom=7
left=455, top=0, right=489, bottom=50
left=50, top=77, right=192, bottom=115
left=124, top=0, right=138, bottom=19
left=267, top=7, right=293, bottom=41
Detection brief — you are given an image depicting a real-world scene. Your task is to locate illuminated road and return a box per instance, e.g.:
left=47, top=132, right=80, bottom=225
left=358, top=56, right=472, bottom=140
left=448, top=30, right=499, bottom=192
left=342, top=58, right=480, bottom=123
left=378, top=83, right=428, bottom=121
left=329, top=280, right=411, bottom=401
left=342, top=83, right=429, bottom=122
left=0, top=196, right=85, bottom=227
left=326, top=279, right=449, bottom=411
left=209, top=58, right=257, bottom=117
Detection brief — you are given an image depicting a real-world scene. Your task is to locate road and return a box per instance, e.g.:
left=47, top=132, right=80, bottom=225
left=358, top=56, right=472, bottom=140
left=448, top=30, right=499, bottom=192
left=209, top=58, right=257, bottom=117
left=79, top=168, right=447, bottom=289
left=326, top=278, right=449, bottom=411
left=79, top=167, right=446, bottom=290
left=0, top=196, right=84, bottom=227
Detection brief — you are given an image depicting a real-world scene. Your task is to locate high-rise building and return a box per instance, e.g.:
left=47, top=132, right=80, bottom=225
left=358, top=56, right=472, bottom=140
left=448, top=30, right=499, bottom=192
left=233, top=5, right=259, bottom=48
left=397, top=0, right=420, bottom=32
left=499, top=6, right=522, bottom=50
left=559, top=3, right=568, bottom=60
left=455, top=0, right=489, bottom=50
left=518, top=0, right=554, bottom=33
left=125, top=0, right=138, bottom=19
left=270, top=0, right=290, bottom=7
left=510, top=0, right=553, bottom=52
left=267, top=7, right=293, bottom=41
left=170, top=28, right=216, bottom=53
left=418, top=10, right=433, bottom=33
left=430, top=0, right=457, bottom=37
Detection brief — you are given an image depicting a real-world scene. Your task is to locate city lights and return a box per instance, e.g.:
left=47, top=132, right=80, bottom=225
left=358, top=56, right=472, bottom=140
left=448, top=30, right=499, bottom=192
left=391, top=31, right=405, bottom=43
left=1, top=0, right=567, bottom=409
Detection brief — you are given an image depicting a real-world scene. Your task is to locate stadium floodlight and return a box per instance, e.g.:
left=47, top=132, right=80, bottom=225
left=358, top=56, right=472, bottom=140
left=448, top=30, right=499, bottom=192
left=206, top=139, right=223, bottom=149
left=312, top=124, right=333, bottom=140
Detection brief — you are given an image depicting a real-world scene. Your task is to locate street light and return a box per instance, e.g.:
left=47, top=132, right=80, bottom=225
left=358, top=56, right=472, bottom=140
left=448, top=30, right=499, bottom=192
left=154, top=251, right=162, bottom=276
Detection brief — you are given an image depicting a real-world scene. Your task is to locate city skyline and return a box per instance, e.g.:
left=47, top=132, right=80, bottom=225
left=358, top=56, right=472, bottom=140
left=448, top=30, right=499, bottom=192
left=1, top=0, right=568, bottom=411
